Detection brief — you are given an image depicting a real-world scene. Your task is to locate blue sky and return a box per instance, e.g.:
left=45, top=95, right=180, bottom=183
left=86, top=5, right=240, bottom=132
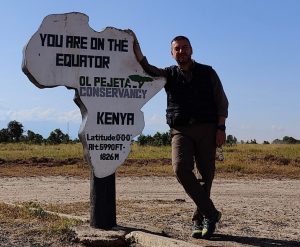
left=0, top=0, right=299, bottom=143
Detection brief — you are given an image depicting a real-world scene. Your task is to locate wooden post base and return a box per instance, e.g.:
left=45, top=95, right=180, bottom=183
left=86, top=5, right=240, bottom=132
left=90, top=171, right=116, bottom=229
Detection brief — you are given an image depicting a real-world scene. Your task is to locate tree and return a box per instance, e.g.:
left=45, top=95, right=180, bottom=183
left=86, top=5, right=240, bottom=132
left=282, top=136, right=298, bottom=144
left=47, top=128, right=70, bottom=144
left=161, top=131, right=171, bottom=146
left=0, top=128, right=10, bottom=143
left=226, top=135, right=237, bottom=145
left=272, top=139, right=282, bottom=144
left=152, top=132, right=163, bottom=146
left=7, top=120, right=24, bottom=142
left=137, top=131, right=171, bottom=146
left=26, top=130, right=44, bottom=144
left=137, top=134, right=149, bottom=146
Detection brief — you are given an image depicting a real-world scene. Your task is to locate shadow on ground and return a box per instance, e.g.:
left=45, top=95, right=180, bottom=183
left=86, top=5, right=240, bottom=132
left=212, top=233, right=299, bottom=247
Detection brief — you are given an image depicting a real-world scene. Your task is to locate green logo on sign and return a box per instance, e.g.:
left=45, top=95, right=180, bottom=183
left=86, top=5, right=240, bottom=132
left=129, top=75, right=154, bottom=83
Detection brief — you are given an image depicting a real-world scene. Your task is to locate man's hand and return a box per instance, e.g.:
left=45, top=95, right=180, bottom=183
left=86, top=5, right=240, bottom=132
left=125, top=29, right=144, bottom=62
left=216, top=116, right=226, bottom=147
left=216, top=129, right=226, bottom=147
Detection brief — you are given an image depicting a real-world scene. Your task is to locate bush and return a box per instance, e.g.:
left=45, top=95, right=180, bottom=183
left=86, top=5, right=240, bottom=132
left=137, top=131, right=171, bottom=146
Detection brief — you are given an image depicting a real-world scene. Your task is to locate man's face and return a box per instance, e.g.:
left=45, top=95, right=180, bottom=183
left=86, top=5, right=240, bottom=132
left=171, top=39, right=193, bottom=66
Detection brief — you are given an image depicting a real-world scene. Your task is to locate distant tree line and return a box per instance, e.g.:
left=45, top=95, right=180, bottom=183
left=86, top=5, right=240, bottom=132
left=0, top=120, right=78, bottom=144
left=236, top=136, right=300, bottom=145
left=137, top=132, right=171, bottom=146
left=240, top=139, right=258, bottom=144
left=137, top=133, right=240, bottom=146
left=1, top=120, right=299, bottom=145
left=137, top=133, right=300, bottom=146
left=272, top=136, right=300, bottom=144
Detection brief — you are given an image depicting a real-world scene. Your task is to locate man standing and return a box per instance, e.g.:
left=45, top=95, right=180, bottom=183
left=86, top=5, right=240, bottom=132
left=131, top=32, right=229, bottom=239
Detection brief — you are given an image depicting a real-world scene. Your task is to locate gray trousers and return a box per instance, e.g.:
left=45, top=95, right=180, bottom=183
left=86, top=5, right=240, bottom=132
left=171, top=123, right=217, bottom=221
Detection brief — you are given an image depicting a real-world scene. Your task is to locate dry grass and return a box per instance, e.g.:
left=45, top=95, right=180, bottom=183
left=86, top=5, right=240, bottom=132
left=0, top=202, right=82, bottom=234
left=0, top=143, right=84, bottom=160
left=0, top=202, right=85, bottom=247
left=217, top=144, right=300, bottom=178
left=0, top=143, right=299, bottom=246
left=0, top=142, right=171, bottom=160
left=0, top=143, right=299, bottom=179
left=0, top=162, right=90, bottom=177
left=43, top=202, right=89, bottom=216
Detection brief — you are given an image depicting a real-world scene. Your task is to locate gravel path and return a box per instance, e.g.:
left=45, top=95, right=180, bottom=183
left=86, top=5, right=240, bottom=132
left=0, top=176, right=299, bottom=246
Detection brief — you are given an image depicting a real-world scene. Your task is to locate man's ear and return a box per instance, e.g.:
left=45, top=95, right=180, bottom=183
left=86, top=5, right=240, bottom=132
left=171, top=47, right=175, bottom=57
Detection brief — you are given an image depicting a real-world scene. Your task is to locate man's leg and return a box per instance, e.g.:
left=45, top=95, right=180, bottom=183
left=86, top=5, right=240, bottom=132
left=171, top=132, right=217, bottom=219
left=195, top=124, right=216, bottom=196
left=193, top=123, right=221, bottom=239
left=192, top=123, right=217, bottom=223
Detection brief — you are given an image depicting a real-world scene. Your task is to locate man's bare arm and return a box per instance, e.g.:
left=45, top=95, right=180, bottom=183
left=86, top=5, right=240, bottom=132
left=128, top=29, right=167, bottom=77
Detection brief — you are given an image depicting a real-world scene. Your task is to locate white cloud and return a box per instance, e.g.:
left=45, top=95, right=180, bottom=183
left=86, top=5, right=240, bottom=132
left=0, top=107, right=81, bottom=123
left=239, top=124, right=254, bottom=130
left=55, top=109, right=81, bottom=123
left=271, top=125, right=285, bottom=132
left=145, top=114, right=165, bottom=125
left=0, top=101, right=9, bottom=111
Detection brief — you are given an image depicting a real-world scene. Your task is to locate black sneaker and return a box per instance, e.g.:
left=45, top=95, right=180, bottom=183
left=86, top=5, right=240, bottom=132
left=191, top=220, right=203, bottom=239
left=202, top=211, right=222, bottom=239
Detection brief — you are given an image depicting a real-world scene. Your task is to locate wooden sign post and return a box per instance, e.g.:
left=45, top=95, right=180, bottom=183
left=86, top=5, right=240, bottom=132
left=22, top=12, right=165, bottom=229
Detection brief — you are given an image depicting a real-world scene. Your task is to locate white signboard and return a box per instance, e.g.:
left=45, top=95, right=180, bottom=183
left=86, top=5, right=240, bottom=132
left=22, top=12, right=165, bottom=178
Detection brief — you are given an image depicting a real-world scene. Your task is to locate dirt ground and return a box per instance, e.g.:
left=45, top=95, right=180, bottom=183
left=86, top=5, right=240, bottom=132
left=0, top=175, right=299, bottom=247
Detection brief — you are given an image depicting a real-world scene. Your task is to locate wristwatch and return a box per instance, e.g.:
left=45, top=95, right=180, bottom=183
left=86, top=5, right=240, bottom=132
left=217, top=124, right=226, bottom=131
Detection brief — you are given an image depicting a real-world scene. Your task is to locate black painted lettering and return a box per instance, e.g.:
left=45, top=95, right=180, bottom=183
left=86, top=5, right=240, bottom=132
left=97, top=112, right=104, bottom=124
left=127, top=113, right=134, bottom=125
left=55, top=53, right=110, bottom=68
left=66, top=35, right=88, bottom=49
left=79, top=87, right=86, bottom=96
left=94, top=77, right=106, bottom=86
left=108, top=39, right=128, bottom=52
left=90, top=37, right=105, bottom=50
left=40, top=34, right=63, bottom=47
left=40, top=33, right=47, bottom=46
left=56, top=53, right=63, bottom=66
left=64, top=54, right=72, bottom=67
left=79, top=76, right=91, bottom=86
left=80, top=55, right=87, bottom=67
left=97, top=112, right=134, bottom=125
left=103, top=56, right=110, bottom=68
